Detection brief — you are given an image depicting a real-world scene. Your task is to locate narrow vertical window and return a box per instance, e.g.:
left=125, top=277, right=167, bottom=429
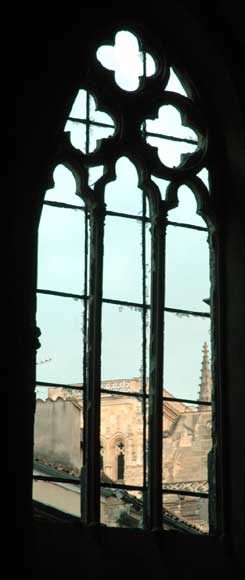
left=117, top=443, right=125, bottom=481
left=33, top=28, right=219, bottom=535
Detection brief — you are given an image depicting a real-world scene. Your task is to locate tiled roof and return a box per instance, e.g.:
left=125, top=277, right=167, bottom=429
left=33, top=459, right=207, bottom=534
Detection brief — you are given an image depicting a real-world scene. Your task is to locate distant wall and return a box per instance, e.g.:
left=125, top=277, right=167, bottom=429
left=163, top=410, right=212, bottom=482
left=34, top=398, right=81, bottom=474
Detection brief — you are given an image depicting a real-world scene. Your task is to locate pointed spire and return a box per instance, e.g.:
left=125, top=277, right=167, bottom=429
left=198, top=342, right=212, bottom=411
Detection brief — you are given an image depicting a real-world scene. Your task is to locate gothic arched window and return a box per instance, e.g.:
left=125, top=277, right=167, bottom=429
left=34, top=26, right=219, bottom=534
left=116, top=442, right=125, bottom=481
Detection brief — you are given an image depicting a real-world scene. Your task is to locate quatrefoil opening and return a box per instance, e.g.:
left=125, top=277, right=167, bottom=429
left=96, top=30, right=156, bottom=92
left=145, top=105, right=198, bottom=168
left=65, top=89, right=115, bottom=153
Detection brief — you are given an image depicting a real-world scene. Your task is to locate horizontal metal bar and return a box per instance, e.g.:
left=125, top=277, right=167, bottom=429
left=103, top=299, right=210, bottom=319
left=162, top=488, right=209, bottom=498
left=100, top=390, right=211, bottom=407
left=163, top=396, right=211, bottom=406
left=68, top=116, right=114, bottom=130
left=44, top=200, right=84, bottom=211
left=165, top=306, right=210, bottom=318
left=167, top=220, right=207, bottom=232
left=43, top=203, right=207, bottom=234
left=102, top=296, right=147, bottom=309
left=33, top=476, right=208, bottom=498
left=36, top=382, right=211, bottom=408
left=145, top=130, right=198, bottom=146
left=33, top=475, right=80, bottom=484
left=37, top=289, right=85, bottom=300
left=106, top=210, right=150, bottom=222
left=37, top=289, right=210, bottom=319
left=36, top=381, right=84, bottom=391
left=68, top=117, right=197, bottom=147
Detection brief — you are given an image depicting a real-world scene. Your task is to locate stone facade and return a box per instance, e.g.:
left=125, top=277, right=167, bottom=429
left=47, top=378, right=194, bottom=487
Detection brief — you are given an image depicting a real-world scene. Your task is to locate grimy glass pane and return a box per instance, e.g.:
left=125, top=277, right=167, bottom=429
left=96, top=30, right=156, bottom=93
left=89, top=124, right=114, bottom=153
left=100, top=487, right=143, bottom=528
left=68, top=89, right=87, bottom=119
left=146, top=134, right=197, bottom=168
left=100, top=395, right=144, bottom=488
left=101, top=303, right=143, bottom=381
left=162, top=494, right=209, bottom=534
left=33, top=386, right=83, bottom=519
left=103, top=215, right=143, bottom=303
left=32, top=476, right=81, bottom=519
left=150, top=176, right=170, bottom=200
left=165, top=226, right=210, bottom=312
left=65, top=119, right=87, bottom=153
left=44, top=164, right=84, bottom=207
left=36, top=294, right=84, bottom=385
left=165, top=68, right=188, bottom=97
left=105, top=156, right=146, bottom=216
left=167, top=184, right=207, bottom=227
left=163, top=311, right=211, bottom=402
left=88, top=166, right=104, bottom=188
left=146, top=105, right=197, bottom=141
left=37, top=205, right=86, bottom=295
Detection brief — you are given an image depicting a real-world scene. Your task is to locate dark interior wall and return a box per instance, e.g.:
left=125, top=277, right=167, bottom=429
left=13, top=3, right=245, bottom=577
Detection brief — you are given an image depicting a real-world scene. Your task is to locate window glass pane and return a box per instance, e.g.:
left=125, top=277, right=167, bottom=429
left=66, top=91, right=115, bottom=153
left=44, top=164, right=84, bottom=207
left=36, top=294, right=84, bottom=385
left=103, top=216, right=151, bottom=304
left=100, top=487, right=143, bottom=528
left=146, top=105, right=197, bottom=141
left=150, top=176, right=170, bottom=200
left=33, top=388, right=83, bottom=518
left=65, top=120, right=87, bottom=152
left=105, top=157, right=148, bottom=217
left=163, top=311, right=211, bottom=401
left=103, top=216, right=143, bottom=303
left=88, top=166, right=104, bottom=187
left=165, top=226, right=210, bottom=312
left=167, top=185, right=207, bottom=227
left=162, top=494, right=209, bottom=534
left=146, top=135, right=197, bottom=168
left=65, top=116, right=114, bottom=153
left=68, top=89, right=87, bottom=119
left=100, top=395, right=144, bottom=488
left=37, top=205, right=87, bottom=295
left=101, top=303, right=143, bottom=380
left=89, top=124, right=114, bottom=152
left=165, top=68, right=188, bottom=97
left=33, top=475, right=81, bottom=519
left=96, top=30, right=156, bottom=92
left=197, top=168, right=209, bottom=190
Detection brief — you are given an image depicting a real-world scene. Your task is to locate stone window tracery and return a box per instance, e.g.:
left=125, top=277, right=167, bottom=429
left=35, top=26, right=220, bottom=534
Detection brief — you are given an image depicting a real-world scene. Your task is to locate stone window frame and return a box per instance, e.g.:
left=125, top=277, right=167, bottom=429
left=34, top=23, right=222, bottom=534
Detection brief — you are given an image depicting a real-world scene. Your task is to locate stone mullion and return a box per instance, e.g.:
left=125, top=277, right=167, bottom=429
left=81, top=202, right=105, bottom=525
left=147, top=201, right=168, bottom=530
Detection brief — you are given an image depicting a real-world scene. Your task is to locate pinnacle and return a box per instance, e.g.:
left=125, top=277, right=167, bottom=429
left=198, top=342, right=212, bottom=410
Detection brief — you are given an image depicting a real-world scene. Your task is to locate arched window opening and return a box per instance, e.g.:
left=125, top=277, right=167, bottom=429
left=33, top=27, right=219, bottom=535
left=116, top=442, right=125, bottom=481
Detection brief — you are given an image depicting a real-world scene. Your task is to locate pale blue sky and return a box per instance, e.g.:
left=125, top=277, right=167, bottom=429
left=36, top=31, right=211, bottom=402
